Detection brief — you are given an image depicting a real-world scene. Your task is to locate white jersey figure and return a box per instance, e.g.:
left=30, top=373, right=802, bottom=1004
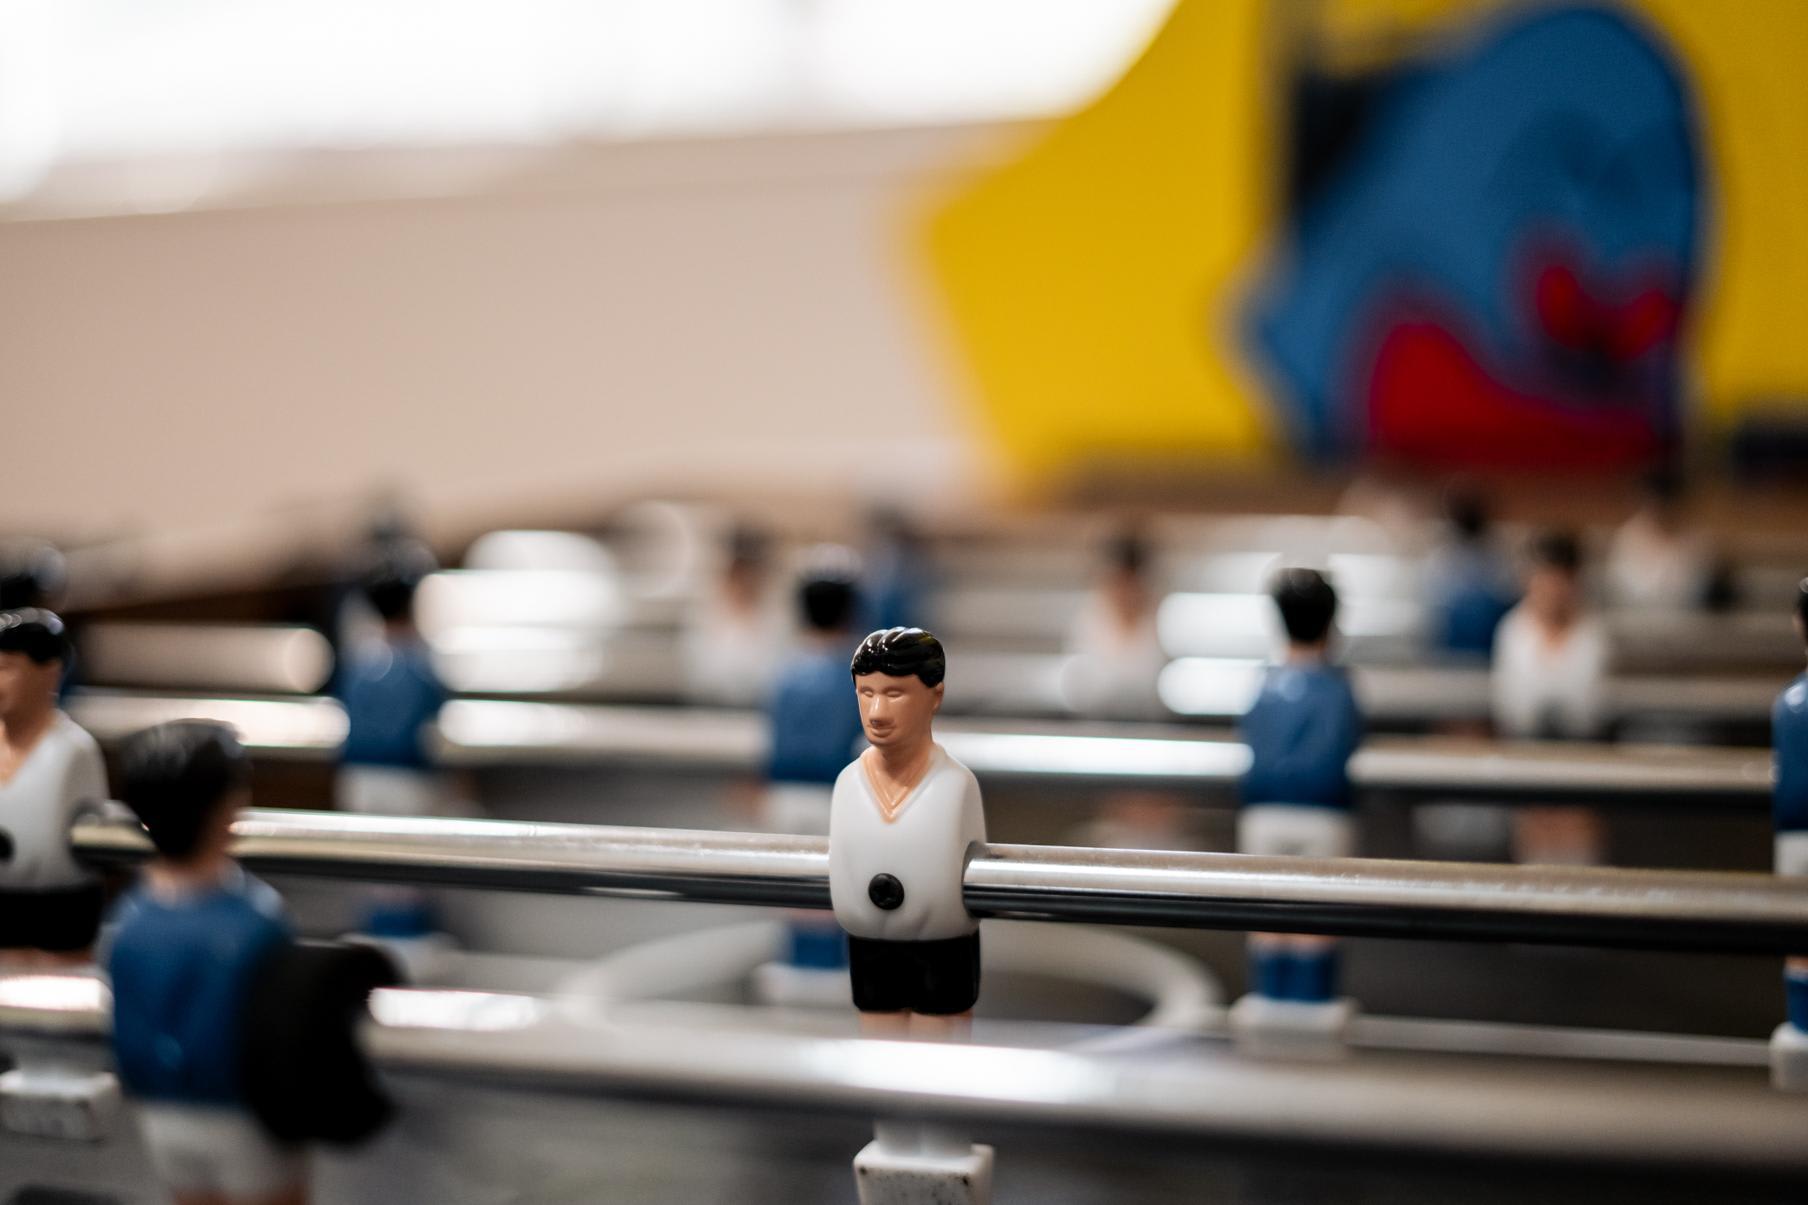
left=1490, top=531, right=1609, bottom=865
left=0, top=609, right=110, bottom=958
left=828, top=626, right=993, bottom=1204
left=681, top=524, right=786, bottom=708
left=1605, top=472, right=1709, bottom=611
left=831, top=744, right=985, bottom=944
left=0, top=712, right=108, bottom=891
left=1062, top=531, right=1166, bottom=721
left=1491, top=608, right=1611, bottom=740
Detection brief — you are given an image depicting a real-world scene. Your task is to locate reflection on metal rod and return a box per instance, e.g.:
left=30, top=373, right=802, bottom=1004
left=70, top=811, right=1808, bottom=952
left=1, top=977, right=1803, bottom=1171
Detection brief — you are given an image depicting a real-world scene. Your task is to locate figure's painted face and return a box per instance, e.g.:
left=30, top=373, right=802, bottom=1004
left=0, top=652, right=58, bottom=721
left=1524, top=566, right=1580, bottom=629
left=854, top=671, right=943, bottom=751
left=1248, top=8, right=1701, bottom=470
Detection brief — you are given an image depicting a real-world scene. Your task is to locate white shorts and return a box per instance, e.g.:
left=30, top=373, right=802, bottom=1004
left=1238, top=805, right=1356, bottom=859
left=1779, top=832, right=1808, bottom=878
left=137, top=1102, right=305, bottom=1198
left=339, top=765, right=445, bottom=817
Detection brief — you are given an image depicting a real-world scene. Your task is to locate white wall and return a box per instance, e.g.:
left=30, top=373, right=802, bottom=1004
left=0, top=124, right=1029, bottom=544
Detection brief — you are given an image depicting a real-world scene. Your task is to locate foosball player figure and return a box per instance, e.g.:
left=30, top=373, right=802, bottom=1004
left=1230, top=569, right=1364, bottom=1054
left=335, top=538, right=456, bottom=980
left=0, top=607, right=117, bottom=1140
left=1772, top=578, right=1808, bottom=1091
left=0, top=609, right=110, bottom=964
left=829, top=627, right=993, bottom=1204
left=754, top=557, right=865, bottom=1006
left=109, top=720, right=396, bottom=1204
left=1491, top=530, right=1610, bottom=865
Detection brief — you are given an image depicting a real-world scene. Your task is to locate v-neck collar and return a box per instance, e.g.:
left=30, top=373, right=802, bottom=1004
left=860, top=744, right=940, bottom=824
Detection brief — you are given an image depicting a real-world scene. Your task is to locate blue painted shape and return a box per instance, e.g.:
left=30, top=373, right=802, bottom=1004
left=1247, top=7, right=1701, bottom=454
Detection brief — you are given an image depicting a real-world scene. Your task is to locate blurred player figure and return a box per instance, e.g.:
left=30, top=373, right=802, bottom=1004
left=334, top=539, right=454, bottom=974
left=1606, top=468, right=1710, bottom=611
left=1771, top=579, right=1808, bottom=1089
left=1492, top=530, right=1610, bottom=864
left=108, top=721, right=306, bottom=1205
left=683, top=523, right=784, bottom=708
left=1064, top=526, right=1167, bottom=721
left=755, top=551, right=864, bottom=1001
left=0, top=609, right=109, bottom=965
left=336, top=537, right=447, bottom=814
left=1235, top=570, right=1363, bottom=1020
left=830, top=628, right=992, bottom=1195
left=861, top=505, right=932, bottom=632
left=1421, top=484, right=1518, bottom=658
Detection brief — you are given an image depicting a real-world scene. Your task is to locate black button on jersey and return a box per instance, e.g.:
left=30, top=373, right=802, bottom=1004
left=868, top=873, right=905, bottom=911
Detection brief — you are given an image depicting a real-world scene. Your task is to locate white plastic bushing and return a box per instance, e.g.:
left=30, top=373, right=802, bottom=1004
left=1228, top=993, right=1357, bottom=1061
left=1770, top=1022, right=1808, bottom=1092
left=0, top=1067, right=120, bottom=1141
left=854, top=1139, right=994, bottom=1205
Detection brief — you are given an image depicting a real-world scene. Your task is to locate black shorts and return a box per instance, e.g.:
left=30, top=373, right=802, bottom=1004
left=0, top=882, right=105, bottom=953
left=847, top=932, right=980, bottom=1016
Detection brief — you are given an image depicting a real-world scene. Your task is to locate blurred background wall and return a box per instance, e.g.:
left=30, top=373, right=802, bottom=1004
left=2, top=0, right=1805, bottom=544
left=0, top=124, right=1014, bottom=537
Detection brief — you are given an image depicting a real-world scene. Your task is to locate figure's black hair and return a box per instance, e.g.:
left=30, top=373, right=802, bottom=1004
left=1270, top=568, right=1337, bottom=645
left=1108, top=530, right=1148, bottom=576
left=850, top=627, right=945, bottom=687
left=0, top=543, right=65, bottom=611
left=119, top=720, right=251, bottom=862
left=0, top=608, right=70, bottom=665
left=799, top=572, right=858, bottom=633
left=1796, top=577, right=1808, bottom=641
left=359, top=539, right=437, bottom=621
left=1529, top=529, right=1583, bottom=575
left=1444, top=487, right=1490, bottom=542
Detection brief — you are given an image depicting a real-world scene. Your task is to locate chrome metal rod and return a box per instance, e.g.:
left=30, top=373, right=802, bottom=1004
left=70, top=810, right=1808, bottom=951
left=2, top=978, right=1803, bottom=1172
left=64, top=692, right=1776, bottom=805
left=364, top=1005, right=1808, bottom=1173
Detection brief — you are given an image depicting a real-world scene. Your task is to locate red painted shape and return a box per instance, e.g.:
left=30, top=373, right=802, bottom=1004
left=1366, top=322, right=1660, bottom=469
left=1533, top=262, right=1680, bottom=361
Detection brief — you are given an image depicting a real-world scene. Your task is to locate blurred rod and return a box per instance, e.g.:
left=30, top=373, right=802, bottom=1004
left=1, top=978, right=1802, bottom=1171
left=70, top=811, right=1808, bottom=951
left=60, top=693, right=1777, bottom=805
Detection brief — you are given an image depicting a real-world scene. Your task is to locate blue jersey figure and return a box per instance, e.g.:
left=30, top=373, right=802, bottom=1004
left=861, top=507, right=931, bottom=632
left=1237, top=569, right=1363, bottom=1013
left=1775, top=581, right=1808, bottom=1052
left=107, top=721, right=308, bottom=1204
left=1423, top=488, right=1517, bottom=657
left=762, top=561, right=864, bottom=983
left=335, top=539, right=449, bottom=951
left=336, top=538, right=447, bottom=781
